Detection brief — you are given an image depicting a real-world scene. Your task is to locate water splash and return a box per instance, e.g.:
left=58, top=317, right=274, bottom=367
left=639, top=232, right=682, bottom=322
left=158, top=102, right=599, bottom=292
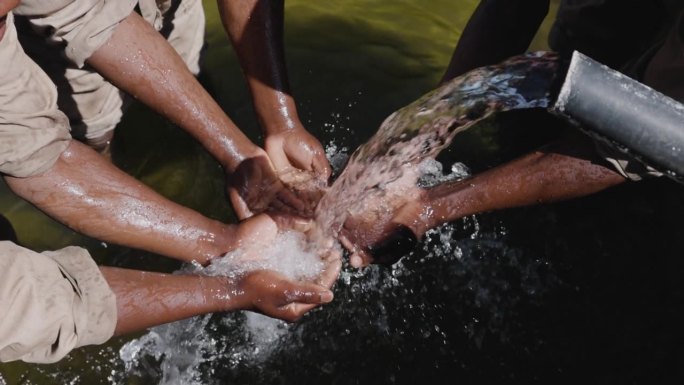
left=316, top=52, right=559, bottom=236
left=117, top=52, right=561, bottom=383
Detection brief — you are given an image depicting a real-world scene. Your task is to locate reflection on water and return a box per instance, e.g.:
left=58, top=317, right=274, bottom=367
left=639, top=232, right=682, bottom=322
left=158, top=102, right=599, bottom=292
left=2, top=0, right=684, bottom=384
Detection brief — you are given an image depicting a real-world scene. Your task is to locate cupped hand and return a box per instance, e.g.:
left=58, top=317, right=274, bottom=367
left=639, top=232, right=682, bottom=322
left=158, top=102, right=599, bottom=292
left=229, top=213, right=342, bottom=321
left=264, top=127, right=332, bottom=215
left=226, top=148, right=306, bottom=220
left=237, top=269, right=334, bottom=322
left=338, top=195, right=427, bottom=268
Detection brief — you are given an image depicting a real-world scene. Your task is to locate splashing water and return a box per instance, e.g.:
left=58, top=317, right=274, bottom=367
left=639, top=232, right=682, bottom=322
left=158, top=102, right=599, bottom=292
left=198, top=231, right=326, bottom=282
left=119, top=52, right=561, bottom=383
left=316, top=52, right=559, bottom=237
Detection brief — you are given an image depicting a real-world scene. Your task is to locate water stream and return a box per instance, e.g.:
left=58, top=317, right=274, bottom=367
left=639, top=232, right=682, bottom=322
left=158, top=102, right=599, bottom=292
left=2, top=1, right=683, bottom=384
left=113, top=51, right=560, bottom=384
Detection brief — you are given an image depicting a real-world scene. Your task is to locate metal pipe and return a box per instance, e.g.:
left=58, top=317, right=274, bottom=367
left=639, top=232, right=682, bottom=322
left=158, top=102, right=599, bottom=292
left=551, top=51, right=684, bottom=183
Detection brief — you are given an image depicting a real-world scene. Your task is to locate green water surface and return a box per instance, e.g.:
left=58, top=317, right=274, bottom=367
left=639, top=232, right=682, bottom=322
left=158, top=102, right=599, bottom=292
left=5, top=1, right=684, bottom=384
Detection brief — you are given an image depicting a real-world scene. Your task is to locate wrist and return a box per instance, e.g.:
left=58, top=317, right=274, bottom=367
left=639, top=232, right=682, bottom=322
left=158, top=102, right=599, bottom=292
left=201, top=276, right=248, bottom=313
left=252, top=92, right=303, bottom=136
left=195, top=222, right=240, bottom=265
left=221, top=143, right=264, bottom=174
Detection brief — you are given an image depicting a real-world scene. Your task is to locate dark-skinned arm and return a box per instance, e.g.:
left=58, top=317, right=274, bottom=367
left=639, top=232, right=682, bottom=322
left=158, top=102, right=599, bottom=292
left=442, top=0, right=550, bottom=82
left=86, top=11, right=303, bottom=217
left=342, top=136, right=626, bottom=267
left=4, top=141, right=236, bottom=265
left=103, top=267, right=334, bottom=335
left=86, top=12, right=258, bottom=173
left=217, top=0, right=331, bottom=218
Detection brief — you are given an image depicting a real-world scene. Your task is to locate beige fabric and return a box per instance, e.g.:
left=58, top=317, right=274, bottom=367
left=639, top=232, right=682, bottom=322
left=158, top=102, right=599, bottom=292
left=16, top=0, right=205, bottom=146
left=0, top=13, right=71, bottom=178
left=0, top=241, right=117, bottom=364
left=14, top=0, right=138, bottom=68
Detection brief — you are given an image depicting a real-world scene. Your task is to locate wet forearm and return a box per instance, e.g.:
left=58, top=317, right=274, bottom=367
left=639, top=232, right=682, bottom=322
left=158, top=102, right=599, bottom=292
left=101, top=267, right=244, bottom=336
left=86, top=12, right=257, bottom=172
left=217, top=0, right=300, bottom=134
left=442, top=0, right=549, bottom=82
left=4, top=141, right=235, bottom=264
left=422, top=142, right=625, bottom=232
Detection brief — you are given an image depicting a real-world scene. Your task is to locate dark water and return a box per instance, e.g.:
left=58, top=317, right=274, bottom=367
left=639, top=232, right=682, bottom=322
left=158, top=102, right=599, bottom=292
left=2, top=1, right=684, bottom=384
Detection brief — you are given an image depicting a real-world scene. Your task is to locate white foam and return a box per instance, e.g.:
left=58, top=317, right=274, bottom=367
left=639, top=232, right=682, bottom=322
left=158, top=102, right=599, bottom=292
left=200, top=230, right=325, bottom=282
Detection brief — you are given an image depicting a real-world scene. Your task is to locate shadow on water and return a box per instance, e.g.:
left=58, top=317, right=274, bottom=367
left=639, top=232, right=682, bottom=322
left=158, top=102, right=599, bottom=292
left=2, top=0, right=684, bottom=384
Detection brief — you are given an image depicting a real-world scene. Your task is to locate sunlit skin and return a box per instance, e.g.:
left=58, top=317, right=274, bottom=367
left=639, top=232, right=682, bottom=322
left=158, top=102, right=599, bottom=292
left=103, top=212, right=340, bottom=334
left=218, top=0, right=332, bottom=218
left=5, top=141, right=234, bottom=264
left=86, top=12, right=302, bottom=218
left=102, top=267, right=334, bottom=335
left=1, top=3, right=340, bottom=333
left=339, top=0, right=632, bottom=267
left=340, top=137, right=626, bottom=267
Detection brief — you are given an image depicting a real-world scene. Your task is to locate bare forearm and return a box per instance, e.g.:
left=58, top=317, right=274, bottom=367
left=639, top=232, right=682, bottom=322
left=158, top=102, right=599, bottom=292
left=420, top=140, right=626, bottom=233
left=217, top=0, right=300, bottom=134
left=442, top=0, right=549, bottom=82
left=86, top=12, right=257, bottom=172
left=101, top=267, right=242, bottom=336
left=4, top=141, right=235, bottom=264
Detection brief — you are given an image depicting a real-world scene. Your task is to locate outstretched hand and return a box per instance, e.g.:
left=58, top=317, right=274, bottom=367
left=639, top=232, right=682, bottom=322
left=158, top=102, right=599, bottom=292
left=225, top=213, right=342, bottom=321
left=338, top=194, right=427, bottom=268
left=226, top=132, right=331, bottom=220
left=236, top=269, right=333, bottom=322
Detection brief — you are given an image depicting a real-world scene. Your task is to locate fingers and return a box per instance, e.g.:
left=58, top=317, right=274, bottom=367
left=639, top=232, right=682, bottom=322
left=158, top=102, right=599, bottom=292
left=228, top=186, right=254, bottom=220
left=275, top=187, right=307, bottom=213
left=270, top=213, right=313, bottom=232
left=312, top=152, right=333, bottom=180
left=284, top=285, right=334, bottom=304
left=314, top=245, right=342, bottom=289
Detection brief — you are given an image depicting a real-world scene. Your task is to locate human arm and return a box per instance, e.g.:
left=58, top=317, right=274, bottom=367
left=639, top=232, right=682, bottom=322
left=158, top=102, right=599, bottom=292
left=217, top=0, right=331, bottom=217
left=84, top=11, right=301, bottom=217
left=104, top=266, right=334, bottom=336
left=442, top=0, right=550, bottom=82
left=0, top=241, right=332, bottom=363
left=341, top=136, right=626, bottom=266
left=4, top=140, right=236, bottom=265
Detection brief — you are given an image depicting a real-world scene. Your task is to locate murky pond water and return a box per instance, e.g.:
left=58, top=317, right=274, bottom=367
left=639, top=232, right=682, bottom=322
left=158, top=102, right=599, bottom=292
left=2, top=1, right=684, bottom=384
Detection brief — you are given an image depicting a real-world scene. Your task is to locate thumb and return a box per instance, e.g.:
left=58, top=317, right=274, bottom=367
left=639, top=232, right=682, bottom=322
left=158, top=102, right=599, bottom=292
left=228, top=186, right=254, bottom=220
left=312, top=152, right=333, bottom=180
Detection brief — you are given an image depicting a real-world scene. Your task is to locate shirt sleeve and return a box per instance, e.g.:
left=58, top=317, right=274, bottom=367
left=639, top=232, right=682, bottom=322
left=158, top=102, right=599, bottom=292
left=0, top=242, right=117, bottom=364
left=13, top=0, right=138, bottom=68
left=0, top=12, right=71, bottom=178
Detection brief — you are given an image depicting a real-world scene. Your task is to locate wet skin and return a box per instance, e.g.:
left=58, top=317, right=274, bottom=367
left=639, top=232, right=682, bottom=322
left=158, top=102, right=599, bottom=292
left=337, top=0, right=631, bottom=267
left=0, top=2, right=335, bottom=344
left=340, top=135, right=626, bottom=267
left=218, top=0, right=332, bottom=218
left=102, top=265, right=334, bottom=336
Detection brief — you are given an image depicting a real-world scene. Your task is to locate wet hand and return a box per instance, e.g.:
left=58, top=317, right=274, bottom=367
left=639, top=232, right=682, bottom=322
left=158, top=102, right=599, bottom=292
left=228, top=213, right=342, bottom=291
left=338, top=198, right=426, bottom=268
left=265, top=127, right=332, bottom=215
left=237, top=269, right=334, bottom=322
left=226, top=148, right=306, bottom=220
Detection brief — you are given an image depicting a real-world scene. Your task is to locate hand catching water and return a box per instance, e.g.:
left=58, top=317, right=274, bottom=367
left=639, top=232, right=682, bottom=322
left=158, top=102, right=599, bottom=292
left=265, top=127, right=332, bottom=216
left=235, top=269, right=334, bottom=322
left=226, top=149, right=307, bottom=219
left=203, top=213, right=342, bottom=319
left=226, top=134, right=331, bottom=220
left=338, top=194, right=425, bottom=267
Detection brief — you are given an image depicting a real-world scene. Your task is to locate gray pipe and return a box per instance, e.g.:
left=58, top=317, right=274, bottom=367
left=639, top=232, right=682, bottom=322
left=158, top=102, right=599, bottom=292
left=551, top=51, right=684, bottom=183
